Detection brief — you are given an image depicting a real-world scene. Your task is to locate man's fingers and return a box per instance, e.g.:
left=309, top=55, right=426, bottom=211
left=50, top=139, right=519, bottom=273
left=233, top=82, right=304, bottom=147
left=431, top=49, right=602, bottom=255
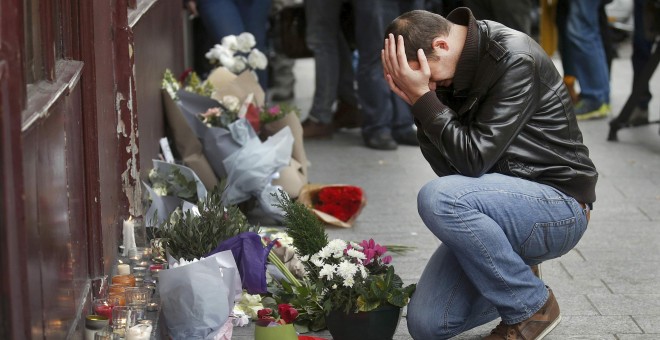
left=387, top=34, right=399, bottom=71
left=386, top=75, right=413, bottom=106
left=396, top=35, right=410, bottom=72
left=381, top=49, right=390, bottom=79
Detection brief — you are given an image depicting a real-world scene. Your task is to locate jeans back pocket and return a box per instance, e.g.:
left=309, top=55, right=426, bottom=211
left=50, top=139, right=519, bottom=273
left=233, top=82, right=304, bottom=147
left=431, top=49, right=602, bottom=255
left=520, top=217, right=582, bottom=262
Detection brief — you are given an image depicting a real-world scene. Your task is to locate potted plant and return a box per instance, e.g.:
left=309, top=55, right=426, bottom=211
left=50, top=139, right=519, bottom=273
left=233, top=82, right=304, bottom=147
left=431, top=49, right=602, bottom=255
left=156, top=185, right=259, bottom=261
left=271, top=192, right=416, bottom=340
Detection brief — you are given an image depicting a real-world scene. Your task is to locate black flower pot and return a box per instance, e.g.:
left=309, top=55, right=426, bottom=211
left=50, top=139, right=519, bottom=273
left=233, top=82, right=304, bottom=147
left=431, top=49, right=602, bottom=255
left=325, top=304, right=402, bottom=340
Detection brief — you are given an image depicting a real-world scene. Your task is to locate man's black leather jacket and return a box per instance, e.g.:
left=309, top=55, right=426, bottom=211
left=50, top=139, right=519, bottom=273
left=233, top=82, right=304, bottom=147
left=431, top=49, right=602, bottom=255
left=411, top=9, right=597, bottom=204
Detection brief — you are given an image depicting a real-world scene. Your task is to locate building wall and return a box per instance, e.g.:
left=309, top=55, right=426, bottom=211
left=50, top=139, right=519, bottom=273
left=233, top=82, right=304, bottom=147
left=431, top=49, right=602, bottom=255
left=0, top=0, right=183, bottom=337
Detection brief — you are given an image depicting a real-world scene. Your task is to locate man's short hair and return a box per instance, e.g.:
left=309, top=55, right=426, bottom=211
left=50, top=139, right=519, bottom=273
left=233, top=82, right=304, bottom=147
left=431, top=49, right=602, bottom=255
left=385, top=10, right=451, bottom=61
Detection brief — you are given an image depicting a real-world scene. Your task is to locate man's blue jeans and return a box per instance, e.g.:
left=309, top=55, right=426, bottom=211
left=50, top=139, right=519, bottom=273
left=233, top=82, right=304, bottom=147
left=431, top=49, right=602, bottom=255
left=407, top=173, right=589, bottom=339
left=558, top=0, right=610, bottom=104
left=197, top=0, right=272, bottom=90
left=305, top=0, right=357, bottom=124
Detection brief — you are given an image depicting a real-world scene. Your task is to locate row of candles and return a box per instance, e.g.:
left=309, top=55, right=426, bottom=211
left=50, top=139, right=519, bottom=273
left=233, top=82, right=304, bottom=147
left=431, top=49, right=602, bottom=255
left=86, top=219, right=169, bottom=340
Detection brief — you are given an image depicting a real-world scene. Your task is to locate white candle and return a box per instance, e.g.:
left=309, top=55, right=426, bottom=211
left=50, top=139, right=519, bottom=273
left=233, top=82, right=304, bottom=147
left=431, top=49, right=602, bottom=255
left=123, top=217, right=137, bottom=257
left=126, top=324, right=152, bottom=340
left=117, top=264, right=131, bottom=275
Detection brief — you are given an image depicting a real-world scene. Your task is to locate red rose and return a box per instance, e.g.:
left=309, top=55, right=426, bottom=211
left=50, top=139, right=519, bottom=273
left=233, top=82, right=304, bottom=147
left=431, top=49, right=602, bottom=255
left=257, top=308, right=273, bottom=320
left=314, top=186, right=364, bottom=222
left=278, top=304, right=299, bottom=324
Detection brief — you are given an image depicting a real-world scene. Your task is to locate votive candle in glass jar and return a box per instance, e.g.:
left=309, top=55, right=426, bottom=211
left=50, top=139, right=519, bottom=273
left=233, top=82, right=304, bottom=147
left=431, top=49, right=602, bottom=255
left=92, top=298, right=114, bottom=321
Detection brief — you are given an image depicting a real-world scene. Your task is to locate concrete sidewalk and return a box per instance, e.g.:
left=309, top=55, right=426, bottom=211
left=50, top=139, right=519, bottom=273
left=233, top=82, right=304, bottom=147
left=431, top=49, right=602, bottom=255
left=234, top=39, right=660, bottom=339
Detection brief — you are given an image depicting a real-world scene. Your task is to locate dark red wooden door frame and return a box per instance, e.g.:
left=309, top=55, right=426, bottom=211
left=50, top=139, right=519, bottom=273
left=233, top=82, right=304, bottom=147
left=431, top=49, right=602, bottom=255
left=0, top=0, right=30, bottom=338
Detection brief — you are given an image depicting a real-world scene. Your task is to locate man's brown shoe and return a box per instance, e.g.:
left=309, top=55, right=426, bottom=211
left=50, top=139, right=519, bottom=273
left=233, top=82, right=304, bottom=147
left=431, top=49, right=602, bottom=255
left=302, top=120, right=333, bottom=139
left=483, top=288, right=561, bottom=340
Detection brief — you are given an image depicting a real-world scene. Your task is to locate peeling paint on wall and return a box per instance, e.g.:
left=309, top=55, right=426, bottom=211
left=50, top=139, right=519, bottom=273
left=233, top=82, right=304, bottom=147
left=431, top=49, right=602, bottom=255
left=116, top=92, right=127, bottom=138
left=118, top=79, right=142, bottom=216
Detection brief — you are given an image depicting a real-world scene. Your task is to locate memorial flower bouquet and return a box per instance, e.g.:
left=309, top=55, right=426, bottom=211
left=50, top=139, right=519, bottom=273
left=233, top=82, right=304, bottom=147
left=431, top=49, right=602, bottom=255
left=267, top=191, right=415, bottom=332
left=297, top=184, right=367, bottom=228
left=205, top=32, right=268, bottom=75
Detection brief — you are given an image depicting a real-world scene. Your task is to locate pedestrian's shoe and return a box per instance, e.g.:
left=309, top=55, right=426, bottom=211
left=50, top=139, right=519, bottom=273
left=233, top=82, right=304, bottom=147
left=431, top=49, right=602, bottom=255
left=364, top=132, right=397, bottom=150
left=302, top=120, right=333, bottom=139
left=483, top=288, right=561, bottom=340
left=332, top=101, right=362, bottom=129
left=392, top=128, right=419, bottom=146
left=574, top=99, right=610, bottom=121
left=530, top=264, right=542, bottom=279
left=628, top=107, right=649, bottom=126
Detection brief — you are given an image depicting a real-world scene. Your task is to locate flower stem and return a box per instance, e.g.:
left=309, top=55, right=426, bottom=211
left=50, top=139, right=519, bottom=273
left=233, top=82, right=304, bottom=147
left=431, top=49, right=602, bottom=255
left=262, top=238, right=302, bottom=287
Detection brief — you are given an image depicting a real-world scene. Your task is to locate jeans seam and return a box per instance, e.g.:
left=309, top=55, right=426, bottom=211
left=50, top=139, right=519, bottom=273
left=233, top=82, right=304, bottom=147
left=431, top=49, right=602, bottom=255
left=504, top=288, right=549, bottom=324
left=443, top=278, right=461, bottom=337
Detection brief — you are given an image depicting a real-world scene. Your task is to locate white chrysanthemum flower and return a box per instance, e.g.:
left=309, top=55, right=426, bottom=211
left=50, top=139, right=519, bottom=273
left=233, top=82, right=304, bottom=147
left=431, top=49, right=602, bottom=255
left=317, top=246, right=332, bottom=259
left=221, top=35, right=239, bottom=51
left=221, top=95, right=241, bottom=112
left=310, top=254, right=324, bottom=267
left=343, top=276, right=355, bottom=288
left=319, top=264, right=336, bottom=280
left=331, top=284, right=337, bottom=289
left=359, top=264, right=368, bottom=279
left=247, top=49, right=268, bottom=70
left=300, top=255, right=309, bottom=262
left=236, top=32, right=256, bottom=53
left=271, top=232, right=295, bottom=248
left=228, top=56, right=247, bottom=74
left=336, top=260, right=358, bottom=280
left=349, top=242, right=363, bottom=251
left=346, top=248, right=366, bottom=260
left=327, top=239, right=348, bottom=258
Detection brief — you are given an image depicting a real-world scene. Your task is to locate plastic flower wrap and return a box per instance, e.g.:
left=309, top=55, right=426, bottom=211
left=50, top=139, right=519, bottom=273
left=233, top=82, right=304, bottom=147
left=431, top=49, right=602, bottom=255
left=159, top=250, right=242, bottom=339
left=143, top=160, right=207, bottom=227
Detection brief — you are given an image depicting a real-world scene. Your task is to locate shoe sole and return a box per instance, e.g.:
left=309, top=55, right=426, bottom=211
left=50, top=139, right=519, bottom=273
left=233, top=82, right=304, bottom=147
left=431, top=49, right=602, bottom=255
left=576, top=111, right=608, bottom=121
left=534, top=314, right=562, bottom=340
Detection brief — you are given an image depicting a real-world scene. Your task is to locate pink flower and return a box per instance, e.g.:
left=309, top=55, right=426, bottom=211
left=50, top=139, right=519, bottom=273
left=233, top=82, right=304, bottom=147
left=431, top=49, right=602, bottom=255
left=268, top=105, right=281, bottom=116
left=382, top=255, right=392, bottom=264
left=201, top=107, right=222, bottom=118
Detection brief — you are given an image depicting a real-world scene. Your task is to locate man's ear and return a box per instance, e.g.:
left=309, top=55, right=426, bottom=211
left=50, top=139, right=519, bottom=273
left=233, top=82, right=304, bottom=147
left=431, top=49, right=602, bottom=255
left=432, top=37, right=449, bottom=52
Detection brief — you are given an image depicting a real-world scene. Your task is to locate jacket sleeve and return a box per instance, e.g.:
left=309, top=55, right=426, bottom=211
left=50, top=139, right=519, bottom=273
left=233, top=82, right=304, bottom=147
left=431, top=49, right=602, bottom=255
left=411, top=54, right=539, bottom=177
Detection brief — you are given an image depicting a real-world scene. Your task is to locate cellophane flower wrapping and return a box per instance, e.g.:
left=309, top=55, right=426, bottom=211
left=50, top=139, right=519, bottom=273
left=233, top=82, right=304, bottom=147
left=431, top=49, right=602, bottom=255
left=260, top=111, right=308, bottom=199
left=143, top=160, right=208, bottom=227
left=221, top=119, right=293, bottom=220
left=159, top=250, right=242, bottom=339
